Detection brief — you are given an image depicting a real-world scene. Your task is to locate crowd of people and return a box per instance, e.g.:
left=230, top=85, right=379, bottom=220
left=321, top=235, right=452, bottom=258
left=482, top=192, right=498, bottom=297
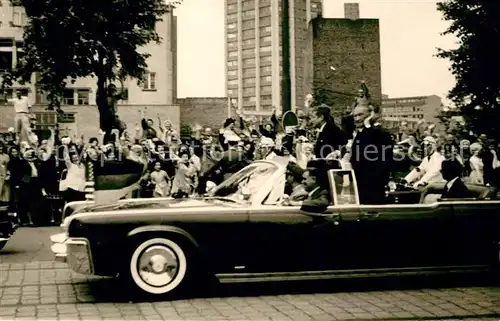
left=1, top=88, right=500, bottom=227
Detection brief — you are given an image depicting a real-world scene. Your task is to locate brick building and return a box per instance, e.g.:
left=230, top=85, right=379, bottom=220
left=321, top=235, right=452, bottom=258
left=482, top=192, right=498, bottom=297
left=0, top=1, right=179, bottom=137
left=382, top=95, right=444, bottom=131
left=178, top=97, right=229, bottom=130
left=309, top=3, right=382, bottom=119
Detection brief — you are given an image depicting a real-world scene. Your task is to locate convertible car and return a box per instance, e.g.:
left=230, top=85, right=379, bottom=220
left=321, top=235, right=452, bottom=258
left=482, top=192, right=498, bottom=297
left=0, top=206, right=18, bottom=251
left=51, top=158, right=500, bottom=297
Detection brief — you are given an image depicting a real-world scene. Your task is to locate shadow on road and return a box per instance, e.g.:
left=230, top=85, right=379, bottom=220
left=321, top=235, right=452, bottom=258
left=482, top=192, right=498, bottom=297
left=84, top=272, right=495, bottom=303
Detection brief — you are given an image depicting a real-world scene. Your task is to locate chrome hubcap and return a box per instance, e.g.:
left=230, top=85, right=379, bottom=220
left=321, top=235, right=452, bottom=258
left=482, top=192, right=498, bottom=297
left=138, top=245, right=178, bottom=287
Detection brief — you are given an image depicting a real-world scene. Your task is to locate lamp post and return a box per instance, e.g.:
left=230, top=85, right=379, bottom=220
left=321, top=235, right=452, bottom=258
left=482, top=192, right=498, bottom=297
left=281, top=0, right=291, bottom=114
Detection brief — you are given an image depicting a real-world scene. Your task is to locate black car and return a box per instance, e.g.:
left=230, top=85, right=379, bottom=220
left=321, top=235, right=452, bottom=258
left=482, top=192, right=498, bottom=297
left=51, top=158, right=500, bottom=297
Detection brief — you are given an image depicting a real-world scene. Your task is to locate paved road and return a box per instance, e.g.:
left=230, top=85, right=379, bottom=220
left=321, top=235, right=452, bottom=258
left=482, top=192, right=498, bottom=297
left=1, top=228, right=500, bottom=320
left=0, top=227, right=59, bottom=263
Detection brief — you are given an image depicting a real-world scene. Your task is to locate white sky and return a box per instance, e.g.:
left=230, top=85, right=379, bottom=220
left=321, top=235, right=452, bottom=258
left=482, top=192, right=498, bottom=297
left=174, top=0, right=457, bottom=101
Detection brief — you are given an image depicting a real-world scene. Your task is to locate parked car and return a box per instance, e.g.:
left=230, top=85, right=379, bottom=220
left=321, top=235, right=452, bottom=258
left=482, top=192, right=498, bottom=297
left=51, top=157, right=500, bottom=297
left=0, top=205, right=18, bottom=251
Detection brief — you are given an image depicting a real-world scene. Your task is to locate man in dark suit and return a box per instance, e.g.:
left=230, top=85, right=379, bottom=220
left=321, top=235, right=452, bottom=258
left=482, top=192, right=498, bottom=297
left=204, top=138, right=251, bottom=186
left=312, top=104, right=348, bottom=159
left=350, top=105, right=393, bottom=204
left=441, top=159, right=472, bottom=199
left=300, top=159, right=338, bottom=213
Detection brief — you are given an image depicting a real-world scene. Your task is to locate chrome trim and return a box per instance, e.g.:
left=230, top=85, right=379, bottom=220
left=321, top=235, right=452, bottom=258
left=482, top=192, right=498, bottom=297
left=50, top=233, right=67, bottom=244
left=0, top=237, right=9, bottom=242
left=216, top=265, right=490, bottom=283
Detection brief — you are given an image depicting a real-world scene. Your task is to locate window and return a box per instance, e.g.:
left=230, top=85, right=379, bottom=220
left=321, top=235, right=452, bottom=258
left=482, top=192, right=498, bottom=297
left=63, top=89, right=74, bottom=105
left=58, top=112, right=76, bottom=123
left=242, top=20, right=254, bottom=29
left=243, top=39, right=255, bottom=46
left=260, top=46, right=271, bottom=53
left=261, top=94, right=272, bottom=101
left=228, top=51, right=238, bottom=57
left=33, top=111, right=57, bottom=130
left=243, top=96, right=256, bottom=103
left=243, top=57, right=255, bottom=65
left=228, top=33, right=237, bottom=40
left=261, top=85, right=272, bottom=94
left=261, top=35, right=272, bottom=43
left=143, top=72, right=156, bottom=90
left=260, top=66, right=272, bottom=73
left=259, top=6, right=271, bottom=16
left=227, top=61, right=238, bottom=67
left=260, top=26, right=271, bottom=33
left=260, top=17, right=271, bottom=26
left=227, top=23, right=237, bottom=29
left=227, top=13, right=237, bottom=20
left=243, top=87, right=255, bottom=95
left=260, top=55, right=271, bottom=63
left=243, top=77, right=255, bottom=85
left=227, top=4, right=236, bottom=11
left=242, top=48, right=253, bottom=56
left=228, top=79, right=238, bottom=86
left=228, top=42, right=237, bottom=50
left=242, top=10, right=255, bottom=18
left=228, top=70, right=237, bottom=76
left=77, top=89, right=90, bottom=105
left=228, top=89, right=237, bottom=96
left=243, top=30, right=254, bottom=38
left=261, top=75, right=272, bottom=82
left=0, top=52, right=12, bottom=72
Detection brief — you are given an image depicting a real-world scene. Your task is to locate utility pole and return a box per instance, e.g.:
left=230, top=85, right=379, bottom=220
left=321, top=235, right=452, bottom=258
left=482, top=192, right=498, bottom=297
left=281, top=0, right=292, bottom=113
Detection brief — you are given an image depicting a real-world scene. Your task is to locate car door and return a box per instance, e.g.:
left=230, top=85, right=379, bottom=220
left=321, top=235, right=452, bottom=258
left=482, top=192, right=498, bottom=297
left=245, top=205, right=350, bottom=273
left=450, top=200, right=500, bottom=267
left=342, top=203, right=456, bottom=269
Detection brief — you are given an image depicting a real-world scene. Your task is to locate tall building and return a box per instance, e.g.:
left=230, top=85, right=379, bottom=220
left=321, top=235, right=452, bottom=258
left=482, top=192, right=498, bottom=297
left=382, top=95, right=444, bottom=130
left=309, top=3, right=382, bottom=119
left=224, top=0, right=322, bottom=116
left=0, top=2, right=179, bottom=137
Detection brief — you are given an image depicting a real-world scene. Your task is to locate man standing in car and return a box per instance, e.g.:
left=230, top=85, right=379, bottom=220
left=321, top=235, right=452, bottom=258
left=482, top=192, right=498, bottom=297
left=350, top=104, right=393, bottom=204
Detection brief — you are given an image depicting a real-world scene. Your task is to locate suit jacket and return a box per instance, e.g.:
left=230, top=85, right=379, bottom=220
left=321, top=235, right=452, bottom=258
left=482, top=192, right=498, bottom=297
left=441, top=179, right=472, bottom=199
left=300, top=187, right=331, bottom=213
left=205, top=149, right=250, bottom=184
left=314, top=121, right=348, bottom=158
left=350, top=126, right=393, bottom=204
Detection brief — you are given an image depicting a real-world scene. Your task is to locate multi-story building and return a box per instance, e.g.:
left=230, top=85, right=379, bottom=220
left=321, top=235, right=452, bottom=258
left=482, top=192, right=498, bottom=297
left=0, top=1, right=179, bottom=138
left=382, top=95, right=444, bottom=130
left=309, top=3, right=382, bottom=119
left=224, top=0, right=322, bottom=116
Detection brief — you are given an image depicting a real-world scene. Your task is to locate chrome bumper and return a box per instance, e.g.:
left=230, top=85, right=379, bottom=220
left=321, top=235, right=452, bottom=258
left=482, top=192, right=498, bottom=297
left=50, top=233, right=94, bottom=275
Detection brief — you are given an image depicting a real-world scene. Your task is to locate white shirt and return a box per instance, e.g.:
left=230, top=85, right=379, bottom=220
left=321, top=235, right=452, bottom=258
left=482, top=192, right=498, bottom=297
left=446, top=177, right=459, bottom=191
left=8, top=96, right=30, bottom=113
left=404, top=151, right=445, bottom=186
left=66, top=163, right=86, bottom=192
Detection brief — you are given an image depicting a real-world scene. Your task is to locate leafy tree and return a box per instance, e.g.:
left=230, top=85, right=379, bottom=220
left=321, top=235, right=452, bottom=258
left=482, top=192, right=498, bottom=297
left=437, top=1, right=500, bottom=140
left=1, top=0, right=178, bottom=137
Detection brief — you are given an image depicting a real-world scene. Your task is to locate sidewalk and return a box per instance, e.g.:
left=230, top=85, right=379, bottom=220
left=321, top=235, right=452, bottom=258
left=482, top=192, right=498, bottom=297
left=0, top=262, right=499, bottom=320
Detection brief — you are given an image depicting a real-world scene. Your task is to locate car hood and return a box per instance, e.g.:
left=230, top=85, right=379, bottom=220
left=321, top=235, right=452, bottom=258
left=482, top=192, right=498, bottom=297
left=74, top=197, right=240, bottom=214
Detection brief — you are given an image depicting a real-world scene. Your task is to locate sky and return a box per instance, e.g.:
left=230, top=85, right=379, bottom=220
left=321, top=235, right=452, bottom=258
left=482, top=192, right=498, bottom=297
left=174, top=0, right=458, bottom=102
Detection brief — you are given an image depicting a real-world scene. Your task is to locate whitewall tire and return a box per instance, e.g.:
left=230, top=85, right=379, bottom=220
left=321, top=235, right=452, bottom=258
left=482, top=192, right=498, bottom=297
left=129, top=238, right=188, bottom=295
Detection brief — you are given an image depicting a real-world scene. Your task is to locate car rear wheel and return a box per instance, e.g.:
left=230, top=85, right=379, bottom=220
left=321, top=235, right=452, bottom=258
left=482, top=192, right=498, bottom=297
left=128, top=237, right=188, bottom=296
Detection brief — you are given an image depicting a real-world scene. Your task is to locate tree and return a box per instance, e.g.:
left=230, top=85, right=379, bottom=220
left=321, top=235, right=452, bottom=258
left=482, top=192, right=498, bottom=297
left=437, top=1, right=500, bottom=140
left=1, top=0, right=178, bottom=137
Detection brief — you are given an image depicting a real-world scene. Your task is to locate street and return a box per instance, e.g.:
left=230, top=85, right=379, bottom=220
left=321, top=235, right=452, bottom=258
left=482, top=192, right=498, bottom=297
left=0, top=228, right=499, bottom=320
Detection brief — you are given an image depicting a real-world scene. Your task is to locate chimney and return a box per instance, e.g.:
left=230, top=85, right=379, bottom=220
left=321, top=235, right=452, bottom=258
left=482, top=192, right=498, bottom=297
left=344, top=3, right=360, bottom=20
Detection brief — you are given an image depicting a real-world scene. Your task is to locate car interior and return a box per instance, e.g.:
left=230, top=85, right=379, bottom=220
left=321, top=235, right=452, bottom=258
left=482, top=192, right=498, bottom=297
left=419, top=182, right=497, bottom=204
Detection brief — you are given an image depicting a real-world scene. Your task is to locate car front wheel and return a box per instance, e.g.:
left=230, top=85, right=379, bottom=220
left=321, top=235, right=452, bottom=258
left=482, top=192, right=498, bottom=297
left=128, top=237, right=188, bottom=296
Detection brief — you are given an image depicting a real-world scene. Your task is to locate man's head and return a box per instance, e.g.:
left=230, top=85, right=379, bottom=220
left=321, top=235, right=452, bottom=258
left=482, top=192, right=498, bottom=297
left=422, top=136, right=437, bottom=156
left=147, top=118, right=154, bottom=127
left=312, top=104, right=331, bottom=128
left=441, top=159, right=462, bottom=181
left=15, top=90, right=22, bottom=99
left=353, top=105, right=370, bottom=130
left=286, top=162, right=304, bottom=185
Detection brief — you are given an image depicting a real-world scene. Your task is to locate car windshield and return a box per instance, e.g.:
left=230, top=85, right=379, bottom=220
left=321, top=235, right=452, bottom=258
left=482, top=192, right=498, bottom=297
left=211, top=162, right=278, bottom=203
